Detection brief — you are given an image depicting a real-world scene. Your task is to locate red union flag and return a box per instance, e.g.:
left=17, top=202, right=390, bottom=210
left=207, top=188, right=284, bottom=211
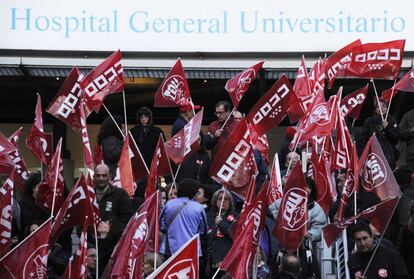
left=146, top=234, right=199, bottom=279
left=0, top=133, right=15, bottom=158
left=118, top=135, right=135, bottom=197
left=325, top=39, right=362, bottom=89
left=209, top=119, right=258, bottom=198
left=47, top=67, right=88, bottom=133
left=0, top=218, right=52, bottom=279
left=78, top=98, right=94, bottom=173
left=332, top=109, right=353, bottom=171
left=346, top=39, right=405, bottom=80
left=154, top=59, right=191, bottom=107
left=340, top=84, right=369, bottom=119
left=247, top=75, right=294, bottom=136
left=323, top=197, right=399, bottom=247
left=294, top=56, right=311, bottom=99
left=249, top=126, right=270, bottom=164
left=80, top=50, right=124, bottom=113
left=0, top=171, right=14, bottom=256
left=104, top=191, right=159, bottom=278
left=8, top=128, right=29, bottom=192
left=272, top=162, right=308, bottom=252
left=225, top=61, right=264, bottom=110
left=308, top=58, right=326, bottom=95
left=165, top=108, right=203, bottom=164
left=359, top=135, right=401, bottom=200
left=268, top=154, right=283, bottom=205
left=382, top=66, right=414, bottom=101
left=26, top=94, right=50, bottom=165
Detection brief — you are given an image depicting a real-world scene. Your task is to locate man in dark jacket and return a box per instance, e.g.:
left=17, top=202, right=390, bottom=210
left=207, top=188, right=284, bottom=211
left=94, top=163, right=133, bottom=276
left=272, top=254, right=301, bottom=279
left=130, top=107, right=165, bottom=168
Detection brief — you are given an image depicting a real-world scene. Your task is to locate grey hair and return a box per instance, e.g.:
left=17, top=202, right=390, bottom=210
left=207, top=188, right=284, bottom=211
left=211, top=188, right=235, bottom=212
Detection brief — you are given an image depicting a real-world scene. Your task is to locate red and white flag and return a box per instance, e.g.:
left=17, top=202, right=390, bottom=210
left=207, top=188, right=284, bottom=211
left=325, top=39, right=362, bottom=88
left=8, top=128, right=29, bottom=192
left=359, top=134, right=401, bottom=200
left=78, top=97, right=94, bottom=173
left=346, top=40, right=405, bottom=80
left=0, top=218, right=52, bottom=279
left=104, top=191, right=160, bottom=278
left=209, top=119, right=258, bottom=198
left=340, top=84, right=369, bottom=119
left=0, top=133, right=15, bottom=158
left=308, top=58, right=326, bottom=95
left=268, top=154, right=283, bottom=205
left=249, top=126, right=270, bottom=164
left=146, top=234, right=199, bottom=279
left=47, top=67, right=88, bottom=133
left=80, top=50, right=124, bottom=113
left=36, top=138, right=65, bottom=215
left=323, top=197, right=399, bottom=247
left=247, top=74, right=294, bottom=136
left=146, top=136, right=172, bottom=198
left=165, top=108, right=204, bottom=164
left=50, top=174, right=97, bottom=243
left=118, top=135, right=135, bottom=197
left=272, top=162, right=308, bottom=253
left=0, top=154, right=14, bottom=179
left=154, top=59, right=191, bottom=107
left=26, top=94, right=50, bottom=165
left=225, top=61, right=264, bottom=110
left=332, top=108, right=353, bottom=171
left=0, top=171, right=14, bottom=256
left=220, top=221, right=256, bottom=279
left=382, top=66, right=414, bottom=101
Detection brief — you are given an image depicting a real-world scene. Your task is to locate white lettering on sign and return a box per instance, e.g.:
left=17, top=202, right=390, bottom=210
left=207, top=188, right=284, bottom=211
left=57, top=73, right=84, bottom=119
left=340, top=93, right=366, bottom=116
left=84, top=61, right=123, bottom=97
left=253, top=83, right=290, bottom=124
left=354, top=48, right=400, bottom=63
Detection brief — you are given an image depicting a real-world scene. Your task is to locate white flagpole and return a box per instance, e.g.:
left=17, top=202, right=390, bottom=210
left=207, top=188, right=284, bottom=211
left=211, top=268, right=221, bottom=279
left=122, top=90, right=128, bottom=135
left=50, top=138, right=62, bottom=219
left=220, top=108, right=236, bottom=130
left=286, top=132, right=302, bottom=175
left=94, top=223, right=99, bottom=279
left=102, top=103, right=126, bottom=139
left=385, top=79, right=397, bottom=121
left=370, top=79, right=385, bottom=122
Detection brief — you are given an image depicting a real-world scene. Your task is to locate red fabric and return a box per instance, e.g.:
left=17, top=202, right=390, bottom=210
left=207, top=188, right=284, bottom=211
left=225, top=61, right=264, bottom=110
left=118, top=135, right=135, bottom=197
left=209, top=119, right=258, bottom=198
left=382, top=66, right=414, bottom=101
left=288, top=57, right=311, bottom=123
left=127, top=131, right=149, bottom=181
left=359, top=134, right=401, bottom=200
left=325, top=39, right=362, bottom=89
left=165, top=108, right=204, bottom=164
left=268, top=155, right=283, bottom=205
left=50, top=174, right=97, bottom=243
left=340, top=84, right=369, bottom=119
left=146, top=235, right=199, bottom=279
left=154, top=59, right=191, bottom=107
left=308, top=58, right=326, bottom=95
left=207, top=118, right=238, bottom=160
left=332, top=110, right=353, bottom=171
left=247, top=74, right=294, bottom=136
left=79, top=98, right=94, bottom=173
left=0, top=133, right=15, bottom=158
left=46, top=67, right=87, bottom=133
left=8, top=128, right=29, bottom=192
left=0, top=218, right=52, bottom=279
left=272, top=162, right=308, bottom=252
left=93, top=144, right=104, bottom=166
left=323, top=197, right=399, bottom=247
left=80, top=50, right=124, bottom=113
left=26, top=94, right=50, bottom=165
left=0, top=171, right=14, bottom=256
left=346, top=40, right=405, bottom=80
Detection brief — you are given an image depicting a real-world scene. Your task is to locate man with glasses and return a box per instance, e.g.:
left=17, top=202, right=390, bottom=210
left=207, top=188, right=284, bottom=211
left=205, top=100, right=238, bottom=160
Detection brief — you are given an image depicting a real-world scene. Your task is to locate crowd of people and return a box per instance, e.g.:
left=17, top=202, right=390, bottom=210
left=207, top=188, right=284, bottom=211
left=1, top=96, right=414, bottom=279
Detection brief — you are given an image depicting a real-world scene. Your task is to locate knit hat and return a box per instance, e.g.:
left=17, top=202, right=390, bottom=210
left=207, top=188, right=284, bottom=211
left=177, top=178, right=199, bottom=199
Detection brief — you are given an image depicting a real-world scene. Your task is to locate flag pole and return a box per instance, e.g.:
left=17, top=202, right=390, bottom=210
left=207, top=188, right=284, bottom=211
left=286, top=132, right=303, bottom=175
left=102, top=104, right=126, bottom=139
left=93, top=222, right=99, bottom=279
left=362, top=197, right=400, bottom=277
left=217, top=188, right=226, bottom=217
left=211, top=268, right=221, bottom=279
left=384, top=79, right=397, bottom=121
left=122, top=90, right=128, bottom=135
left=220, top=108, right=236, bottom=130
left=154, top=191, right=160, bottom=270
left=370, top=79, right=385, bottom=122
left=50, top=138, right=62, bottom=219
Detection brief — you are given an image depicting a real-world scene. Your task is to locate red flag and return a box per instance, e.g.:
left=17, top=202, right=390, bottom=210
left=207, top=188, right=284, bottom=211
left=78, top=97, right=94, bottom=173
left=359, top=135, right=401, bottom=200
left=332, top=109, right=353, bottom=171
left=50, top=174, right=97, bottom=243
left=308, top=58, right=326, bottom=95
left=0, top=133, right=15, bottom=158
left=0, top=218, right=52, bottom=279
left=293, top=56, right=311, bottom=99
left=127, top=131, right=149, bottom=181
left=326, top=39, right=362, bottom=89
left=272, top=162, right=308, bottom=253
left=0, top=171, right=14, bottom=256
left=165, top=108, right=204, bottom=164
left=118, top=135, right=135, bottom=197
left=146, top=136, right=172, bottom=198
left=219, top=221, right=256, bottom=279
left=104, top=191, right=159, bottom=278
left=382, top=66, right=414, bottom=101
left=8, top=128, right=29, bottom=192
left=80, top=50, right=124, bottom=113
left=268, top=154, right=283, bottom=205
left=36, top=138, right=65, bottom=215
left=209, top=119, right=258, bottom=198
left=0, top=154, right=14, bottom=179
left=247, top=75, right=294, bottom=136
left=336, top=143, right=360, bottom=220
left=323, top=197, right=399, bottom=247
left=249, top=126, right=270, bottom=164
left=93, top=144, right=104, bottom=166
left=26, top=94, right=50, bottom=165
left=46, top=67, right=87, bottom=133
left=346, top=40, right=405, bottom=80
left=225, top=61, right=264, bottom=110
left=340, top=84, right=369, bottom=119
left=146, top=234, right=199, bottom=279
left=309, top=147, right=337, bottom=214
left=154, top=59, right=191, bottom=107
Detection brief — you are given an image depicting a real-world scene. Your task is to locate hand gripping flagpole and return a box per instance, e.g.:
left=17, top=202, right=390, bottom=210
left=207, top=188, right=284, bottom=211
left=286, top=131, right=303, bottom=175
